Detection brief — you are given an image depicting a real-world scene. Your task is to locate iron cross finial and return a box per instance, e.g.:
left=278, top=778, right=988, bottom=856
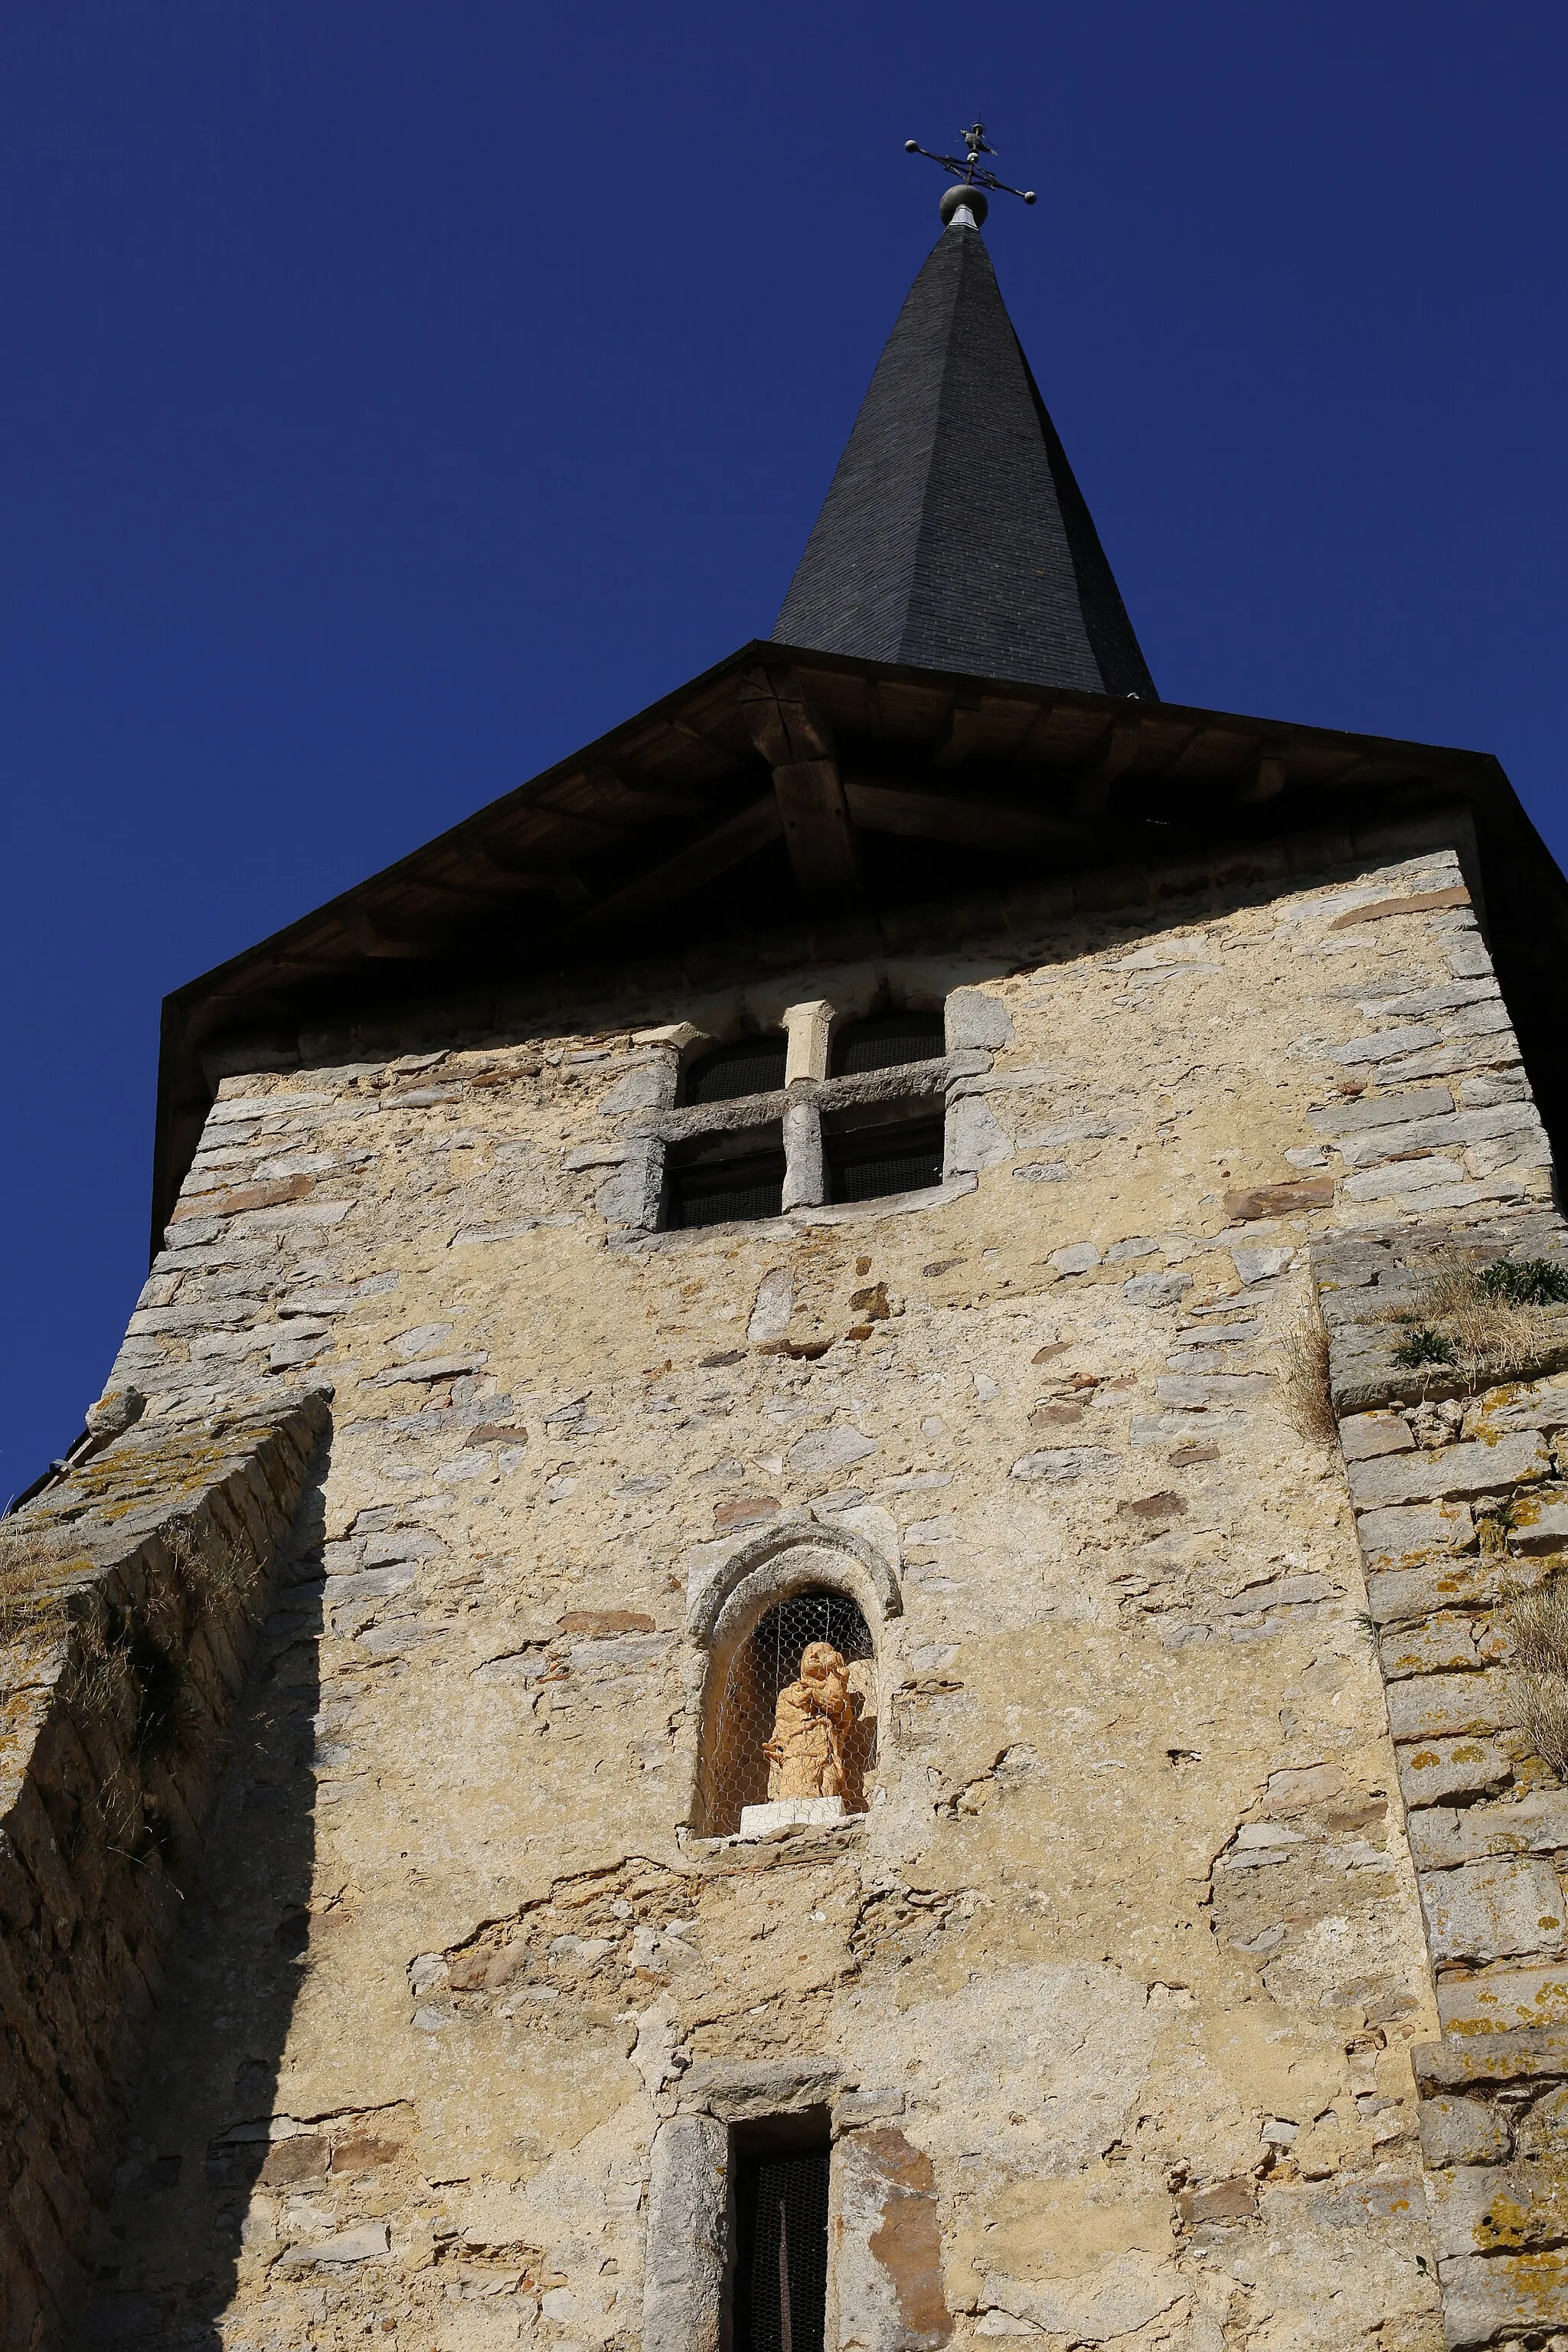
left=903, top=119, right=1037, bottom=222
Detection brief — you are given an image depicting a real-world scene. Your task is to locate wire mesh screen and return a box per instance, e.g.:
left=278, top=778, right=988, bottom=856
left=685, top=1037, right=789, bottom=1104
left=827, top=1117, right=945, bottom=1204
left=668, top=1161, right=786, bottom=1227
left=734, top=2147, right=831, bottom=2352
left=831, top=1013, right=945, bottom=1076
left=666, top=1133, right=787, bottom=1229
left=699, top=1589, right=876, bottom=1834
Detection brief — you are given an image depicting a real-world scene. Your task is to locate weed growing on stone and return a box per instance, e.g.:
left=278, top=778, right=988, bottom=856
left=1477, top=1511, right=1512, bottom=1560
left=1282, top=1302, right=1336, bottom=1441
left=1478, top=1256, right=1568, bottom=1307
left=1392, top=1327, right=1455, bottom=1370
left=1387, top=1252, right=1568, bottom=1387
left=1504, top=1576, right=1568, bottom=1783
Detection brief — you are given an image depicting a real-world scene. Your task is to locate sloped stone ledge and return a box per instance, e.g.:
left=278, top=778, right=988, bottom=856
left=1318, top=1213, right=1568, bottom=1417
left=1314, top=1219, right=1568, bottom=2348
left=1413, top=2037, right=1568, bottom=2349
left=0, top=1390, right=328, bottom=2352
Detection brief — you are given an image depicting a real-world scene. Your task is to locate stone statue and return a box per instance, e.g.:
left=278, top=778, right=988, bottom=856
left=765, top=1641, right=859, bottom=1802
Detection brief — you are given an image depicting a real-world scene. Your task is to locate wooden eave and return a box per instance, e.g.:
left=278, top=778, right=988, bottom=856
left=150, top=636, right=1568, bottom=1247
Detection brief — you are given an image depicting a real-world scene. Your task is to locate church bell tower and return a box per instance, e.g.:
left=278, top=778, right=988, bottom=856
left=7, top=122, right=1568, bottom=2352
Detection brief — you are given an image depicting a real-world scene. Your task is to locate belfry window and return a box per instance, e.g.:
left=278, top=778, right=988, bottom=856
left=732, top=2112, right=831, bottom=2352
left=830, top=1011, right=944, bottom=1077
left=665, top=1127, right=786, bottom=1229
left=683, top=1036, right=788, bottom=1106
left=823, top=1103, right=945, bottom=1204
left=612, top=995, right=963, bottom=1235
left=699, top=1586, right=875, bottom=1835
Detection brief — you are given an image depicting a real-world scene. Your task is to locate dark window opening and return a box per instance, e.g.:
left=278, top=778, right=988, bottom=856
left=684, top=1037, right=788, bottom=1106
left=825, top=1110, right=945, bottom=1204
left=732, top=2113, right=831, bottom=2352
left=665, top=1127, right=786, bottom=1230
left=831, top=1011, right=945, bottom=1078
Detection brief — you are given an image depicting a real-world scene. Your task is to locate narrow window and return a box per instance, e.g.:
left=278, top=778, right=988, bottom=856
left=666, top=1127, right=786, bottom=1228
left=684, top=1037, right=789, bottom=1106
left=830, top=1011, right=945, bottom=1078
left=701, top=1588, right=875, bottom=1834
left=823, top=1106, right=945, bottom=1204
left=732, top=2112, right=831, bottom=2352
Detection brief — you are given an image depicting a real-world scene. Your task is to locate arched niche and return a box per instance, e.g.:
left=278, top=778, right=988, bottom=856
left=685, top=1521, right=902, bottom=1838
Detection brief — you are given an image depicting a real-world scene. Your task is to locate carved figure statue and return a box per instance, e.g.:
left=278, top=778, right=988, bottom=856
left=765, top=1640, right=858, bottom=1801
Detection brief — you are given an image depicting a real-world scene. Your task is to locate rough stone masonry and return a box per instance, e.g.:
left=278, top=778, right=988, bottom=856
left=8, top=815, right=1568, bottom=2352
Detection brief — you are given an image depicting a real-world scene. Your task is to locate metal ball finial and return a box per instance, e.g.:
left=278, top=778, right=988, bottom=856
left=939, top=184, right=988, bottom=228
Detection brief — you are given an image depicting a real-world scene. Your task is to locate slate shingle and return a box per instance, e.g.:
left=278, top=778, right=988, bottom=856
left=773, top=219, right=1155, bottom=697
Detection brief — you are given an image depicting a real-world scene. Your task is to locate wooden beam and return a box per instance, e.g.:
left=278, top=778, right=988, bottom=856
left=576, top=793, right=784, bottom=923
left=772, top=760, right=859, bottom=897
left=738, top=666, right=835, bottom=766
left=343, top=908, right=443, bottom=960
left=1072, top=716, right=1144, bottom=815
left=1235, top=753, right=1287, bottom=806
left=630, top=714, right=753, bottom=774
left=740, top=666, right=858, bottom=900
left=843, top=780, right=1085, bottom=851
left=522, top=802, right=642, bottom=850
left=931, top=694, right=985, bottom=768
left=452, top=841, right=570, bottom=892
left=1155, top=726, right=1247, bottom=786
left=557, top=765, right=716, bottom=822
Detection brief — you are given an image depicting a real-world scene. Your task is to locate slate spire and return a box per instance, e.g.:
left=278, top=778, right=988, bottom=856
left=773, top=212, right=1155, bottom=697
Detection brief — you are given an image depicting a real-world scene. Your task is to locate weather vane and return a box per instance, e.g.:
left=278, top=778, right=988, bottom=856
left=903, top=121, right=1036, bottom=226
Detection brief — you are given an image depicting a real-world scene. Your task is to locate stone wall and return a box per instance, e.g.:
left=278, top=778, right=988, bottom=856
left=55, top=826, right=1568, bottom=2352
left=0, top=1393, right=328, bottom=2349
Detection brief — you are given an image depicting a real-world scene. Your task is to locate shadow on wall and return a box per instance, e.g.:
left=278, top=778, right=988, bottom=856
left=80, top=1451, right=330, bottom=2351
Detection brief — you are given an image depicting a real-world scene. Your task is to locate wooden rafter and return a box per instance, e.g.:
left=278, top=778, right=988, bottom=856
left=1072, top=716, right=1145, bottom=815
left=573, top=793, right=784, bottom=925
left=931, top=694, right=985, bottom=769
left=843, top=779, right=1085, bottom=851
left=1235, top=753, right=1287, bottom=806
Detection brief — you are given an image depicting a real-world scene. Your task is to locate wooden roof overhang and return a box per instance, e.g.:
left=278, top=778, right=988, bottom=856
left=151, top=637, right=1568, bottom=1247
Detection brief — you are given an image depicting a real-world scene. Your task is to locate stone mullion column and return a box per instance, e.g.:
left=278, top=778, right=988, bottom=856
left=782, top=998, right=831, bottom=1214
left=782, top=1093, right=825, bottom=1211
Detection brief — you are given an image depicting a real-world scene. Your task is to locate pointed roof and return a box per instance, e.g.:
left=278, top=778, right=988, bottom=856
left=774, top=216, right=1155, bottom=696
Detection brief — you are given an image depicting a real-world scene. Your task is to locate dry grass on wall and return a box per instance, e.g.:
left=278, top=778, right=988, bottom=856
left=0, top=1515, right=87, bottom=1649
left=1282, top=1298, right=1337, bottom=1443
left=165, top=1514, right=256, bottom=1608
left=1503, top=1576, right=1568, bottom=1783
left=1, top=1509, right=222, bottom=1792
left=1387, top=1253, right=1568, bottom=1386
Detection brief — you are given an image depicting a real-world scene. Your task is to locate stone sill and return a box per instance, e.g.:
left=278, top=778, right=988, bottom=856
left=609, top=1174, right=978, bottom=1250
left=681, top=1815, right=867, bottom=1862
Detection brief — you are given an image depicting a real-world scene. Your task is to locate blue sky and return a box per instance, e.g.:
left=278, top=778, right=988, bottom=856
left=3, top=2, right=1566, bottom=1494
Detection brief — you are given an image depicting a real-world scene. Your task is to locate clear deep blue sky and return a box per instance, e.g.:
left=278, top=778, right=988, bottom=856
left=3, top=3, right=1565, bottom=1497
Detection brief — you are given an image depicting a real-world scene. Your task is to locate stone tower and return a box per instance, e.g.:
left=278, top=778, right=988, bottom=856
left=7, top=171, right=1568, bottom=2352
